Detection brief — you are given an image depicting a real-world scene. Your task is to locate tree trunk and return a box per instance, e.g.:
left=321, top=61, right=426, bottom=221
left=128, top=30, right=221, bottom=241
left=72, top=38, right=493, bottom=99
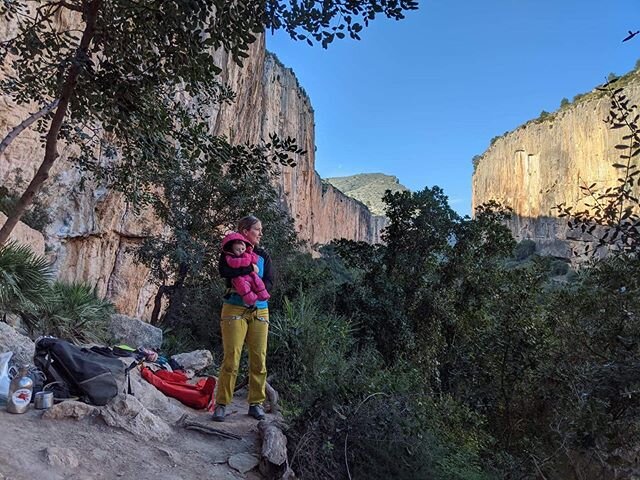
left=0, top=100, right=59, bottom=157
left=150, top=284, right=169, bottom=325
left=258, top=420, right=294, bottom=480
left=162, top=263, right=189, bottom=327
left=0, top=0, right=101, bottom=245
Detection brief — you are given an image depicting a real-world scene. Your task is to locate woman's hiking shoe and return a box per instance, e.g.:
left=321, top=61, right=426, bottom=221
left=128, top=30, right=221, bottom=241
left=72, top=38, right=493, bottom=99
left=248, top=404, right=265, bottom=420
left=212, top=404, right=226, bottom=422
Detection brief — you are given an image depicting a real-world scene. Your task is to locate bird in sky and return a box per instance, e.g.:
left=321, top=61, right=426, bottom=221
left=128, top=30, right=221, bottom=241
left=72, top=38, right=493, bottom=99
left=623, top=30, right=639, bottom=42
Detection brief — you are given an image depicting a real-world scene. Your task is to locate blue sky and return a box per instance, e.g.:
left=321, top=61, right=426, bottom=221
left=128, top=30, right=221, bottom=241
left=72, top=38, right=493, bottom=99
left=267, top=0, right=639, bottom=216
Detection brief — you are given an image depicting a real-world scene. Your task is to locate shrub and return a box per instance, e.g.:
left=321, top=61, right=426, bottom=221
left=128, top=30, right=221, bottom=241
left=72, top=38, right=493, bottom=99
left=472, top=154, right=482, bottom=173
left=268, top=294, right=360, bottom=410
left=538, top=256, right=640, bottom=475
left=23, top=282, right=114, bottom=344
left=550, top=259, right=569, bottom=276
left=573, top=92, right=586, bottom=102
left=560, top=97, right=570, bottom=107
left=0, top=241, right=52, bottom=318
left=513, top=239, right=536, bottom=260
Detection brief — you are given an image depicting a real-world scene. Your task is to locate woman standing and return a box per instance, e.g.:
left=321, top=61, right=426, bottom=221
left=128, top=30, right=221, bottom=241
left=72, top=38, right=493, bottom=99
left=213, top=215, right=273, bottom=422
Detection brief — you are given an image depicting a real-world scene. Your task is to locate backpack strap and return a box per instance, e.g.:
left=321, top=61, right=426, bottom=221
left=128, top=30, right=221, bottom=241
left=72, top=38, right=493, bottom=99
left=124, top=359, right=143, bottom=396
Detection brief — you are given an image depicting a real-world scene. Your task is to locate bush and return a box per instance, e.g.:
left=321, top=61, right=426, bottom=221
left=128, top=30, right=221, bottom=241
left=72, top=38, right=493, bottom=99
left=539, top=110, right=551, bottom=120
left=550, top=259, right=569, bottom=276
left=537, top=256, right=640, bottom=474
left=0, top=241, right=52, bottom=318
left=268, top=294, right=361, bottom=410
left=23, top=282, right=114, bottom=344
left=472, top=154, right=482, bottom=173
left=513, top=239, right=536, bottom=260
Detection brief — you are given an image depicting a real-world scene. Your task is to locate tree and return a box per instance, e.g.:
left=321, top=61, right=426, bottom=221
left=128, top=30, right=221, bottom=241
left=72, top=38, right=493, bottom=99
left=0, top=0, right=418, bottom=244
left=472, top=154, right=482, bottom=173
left=132, top=123, right=301, bottom=325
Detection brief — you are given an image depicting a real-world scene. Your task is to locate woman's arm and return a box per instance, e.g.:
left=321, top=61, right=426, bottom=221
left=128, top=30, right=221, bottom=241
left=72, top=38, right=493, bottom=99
left=257, top=248, right=274, bottom=293
left=218, top=252, right=253, bottom=278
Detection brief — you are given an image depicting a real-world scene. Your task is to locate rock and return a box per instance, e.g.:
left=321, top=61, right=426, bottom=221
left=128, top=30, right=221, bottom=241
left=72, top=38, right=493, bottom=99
left=228, top=453, right=259, bottom=474
left=207, top=466, right=244, bottom=480
left=171, top=350, right=213, bottom=372
left=108, top=314, right=162, bottom=350
left=0, top=212, right=45, bottom=256
left=0, top=322, right=35, bottom=365
left=42, top=400, right=99, bottom=420
left=123, top=362, right=186, bottom=423
left=43, top=446, right=79, bottom=468
left=157, top=446, right=182, bottom=466
left=100, top=394, right=172, bottom=441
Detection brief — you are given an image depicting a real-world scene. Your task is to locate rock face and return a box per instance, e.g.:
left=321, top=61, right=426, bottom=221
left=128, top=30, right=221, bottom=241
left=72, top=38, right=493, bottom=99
left=472, top=72, right=640, bottom=258
left=261, top=54, right=388, bottom=245
left=0, top=23, right=384, bottom=318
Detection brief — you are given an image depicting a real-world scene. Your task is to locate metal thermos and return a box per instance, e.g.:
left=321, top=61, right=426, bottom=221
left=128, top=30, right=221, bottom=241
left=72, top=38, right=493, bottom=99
left=7, top=365, right=33, bottom=414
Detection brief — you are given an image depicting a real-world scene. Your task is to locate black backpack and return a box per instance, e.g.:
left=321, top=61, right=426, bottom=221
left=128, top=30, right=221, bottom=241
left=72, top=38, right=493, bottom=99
left=34, top=337, right=127, bottom=406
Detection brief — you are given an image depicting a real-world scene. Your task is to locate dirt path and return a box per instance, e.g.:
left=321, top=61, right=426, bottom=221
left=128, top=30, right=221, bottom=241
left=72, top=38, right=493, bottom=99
left=0, top=392, right=271, bottom=480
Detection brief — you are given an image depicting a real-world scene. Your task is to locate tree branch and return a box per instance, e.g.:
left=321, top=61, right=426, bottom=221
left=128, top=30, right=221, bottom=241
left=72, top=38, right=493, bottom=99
left=0, top=100, right=59, bottom=157
left=0, top=0, right=102, bottom=245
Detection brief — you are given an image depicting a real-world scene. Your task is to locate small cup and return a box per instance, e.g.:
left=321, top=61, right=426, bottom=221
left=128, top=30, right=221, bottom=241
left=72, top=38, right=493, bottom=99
left=34, top=391, right=54, bottom=410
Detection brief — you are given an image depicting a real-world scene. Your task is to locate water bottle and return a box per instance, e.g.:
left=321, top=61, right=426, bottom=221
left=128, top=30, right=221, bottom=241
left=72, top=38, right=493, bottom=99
left=7, top=365, right=34, bottom=414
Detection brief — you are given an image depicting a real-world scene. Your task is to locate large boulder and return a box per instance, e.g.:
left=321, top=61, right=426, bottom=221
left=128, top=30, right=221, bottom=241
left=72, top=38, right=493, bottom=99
left=0, top=322, right=35, bottom=365
left=100, top=394, right=172, bottom=441
left=108, top=314, right=162, bottom=349
left=171, top=350, right=213, bottom=372
left=123, top=360, right=186, bottom=423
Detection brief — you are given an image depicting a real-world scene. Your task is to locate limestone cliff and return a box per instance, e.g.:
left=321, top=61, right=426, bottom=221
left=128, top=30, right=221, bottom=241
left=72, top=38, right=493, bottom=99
left=0, top=27, right=384, bottom=317
left=472, top=71, right=640, bottom=258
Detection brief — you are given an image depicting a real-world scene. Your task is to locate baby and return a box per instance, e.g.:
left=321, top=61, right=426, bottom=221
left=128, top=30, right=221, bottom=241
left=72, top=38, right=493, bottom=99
left=220, top=232, right=270, bottom=307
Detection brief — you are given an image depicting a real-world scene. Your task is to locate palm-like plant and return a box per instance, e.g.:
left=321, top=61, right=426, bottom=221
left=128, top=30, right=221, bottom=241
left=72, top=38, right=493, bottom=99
left=25, top=282, right=114, bottom=344
left=0, top=241, right=52, bottom=319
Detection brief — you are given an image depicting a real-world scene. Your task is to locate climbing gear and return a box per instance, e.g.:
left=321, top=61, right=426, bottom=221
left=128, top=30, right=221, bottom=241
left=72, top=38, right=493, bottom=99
left=248, top=404, right=265, bottom=420
left=212, top=404, right=226, bottom=422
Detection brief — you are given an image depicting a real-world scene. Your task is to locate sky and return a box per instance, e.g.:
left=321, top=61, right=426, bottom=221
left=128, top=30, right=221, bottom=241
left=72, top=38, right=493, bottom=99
left=266, top=0, right=640, bottom=216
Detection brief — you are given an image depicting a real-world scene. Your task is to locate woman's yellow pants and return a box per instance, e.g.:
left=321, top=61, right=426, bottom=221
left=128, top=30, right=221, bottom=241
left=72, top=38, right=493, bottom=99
left=216, top=303, right=269, bottom=406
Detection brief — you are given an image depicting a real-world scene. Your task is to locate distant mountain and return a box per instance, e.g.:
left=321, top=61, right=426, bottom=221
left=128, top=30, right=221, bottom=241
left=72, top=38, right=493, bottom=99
left=323, top=173, right=409, bottom=216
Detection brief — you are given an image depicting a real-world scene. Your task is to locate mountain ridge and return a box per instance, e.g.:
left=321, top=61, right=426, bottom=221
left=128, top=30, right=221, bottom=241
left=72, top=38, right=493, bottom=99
left=324, top=173, right=409, bottom=216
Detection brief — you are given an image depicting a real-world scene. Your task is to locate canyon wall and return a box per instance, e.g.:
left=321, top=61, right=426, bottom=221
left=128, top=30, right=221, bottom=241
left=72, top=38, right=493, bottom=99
left=472, top=73, right=640, bottom=258
left=0, top=17, right=384, bottom=318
